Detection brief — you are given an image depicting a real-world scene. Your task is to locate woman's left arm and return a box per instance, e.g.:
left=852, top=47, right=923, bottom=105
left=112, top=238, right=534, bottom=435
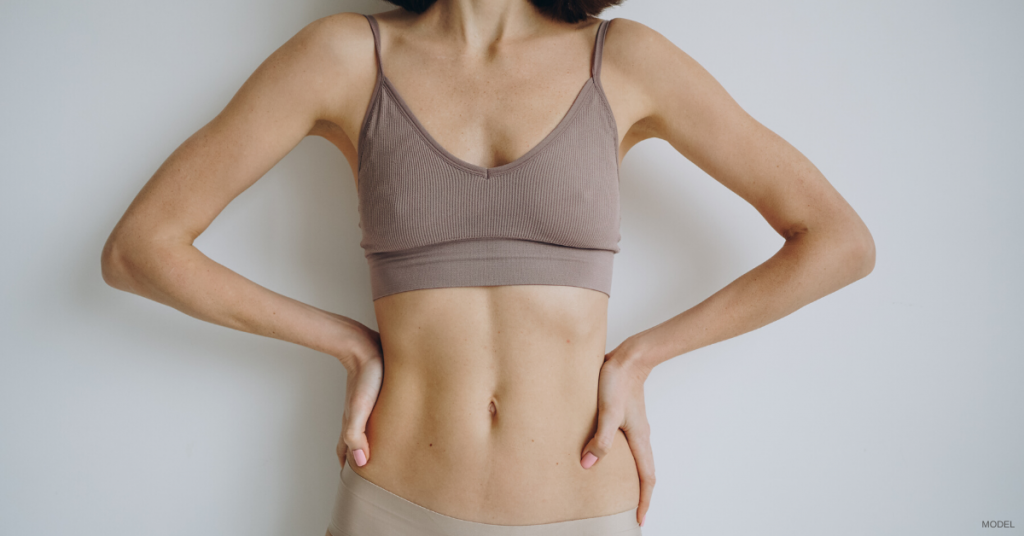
left=613, top=20, right=875, bottom=374
left=578, top=18, right=875, bottom=526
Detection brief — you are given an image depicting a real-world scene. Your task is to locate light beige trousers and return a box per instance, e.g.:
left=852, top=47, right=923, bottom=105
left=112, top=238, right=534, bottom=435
left=328, top=460, right=643, bottom=536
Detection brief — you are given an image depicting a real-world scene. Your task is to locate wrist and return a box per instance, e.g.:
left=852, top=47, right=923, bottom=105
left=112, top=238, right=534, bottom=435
left=614, top=334, right=655, bottom=380
left=325, top=313, right=380, bottom=371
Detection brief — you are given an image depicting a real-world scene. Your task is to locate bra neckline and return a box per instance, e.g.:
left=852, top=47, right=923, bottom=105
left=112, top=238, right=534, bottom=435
left=379, top=72, right=597, bottom=178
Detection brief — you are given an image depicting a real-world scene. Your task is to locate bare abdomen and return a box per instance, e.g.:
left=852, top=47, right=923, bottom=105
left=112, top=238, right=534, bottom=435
left=347, top=286, right=641, bottom=525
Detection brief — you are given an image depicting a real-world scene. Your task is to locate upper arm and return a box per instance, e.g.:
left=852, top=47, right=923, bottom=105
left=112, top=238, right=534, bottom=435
left=106, top=12, right=372, bottom=254
left=611, top=18, right=872, bottom=248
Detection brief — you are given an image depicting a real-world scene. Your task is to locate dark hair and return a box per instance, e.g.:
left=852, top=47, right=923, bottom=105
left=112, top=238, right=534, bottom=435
left=380, top=0, right=623, bottom=24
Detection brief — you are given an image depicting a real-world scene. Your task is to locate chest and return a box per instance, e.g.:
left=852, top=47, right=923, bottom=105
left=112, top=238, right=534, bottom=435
left=356, top=74, right=620, bottom=254
left=380, top=69, right=599, bottom=171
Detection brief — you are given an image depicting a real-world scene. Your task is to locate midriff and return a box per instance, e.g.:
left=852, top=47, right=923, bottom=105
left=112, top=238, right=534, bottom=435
left=347, top=284, right=640, bottom=525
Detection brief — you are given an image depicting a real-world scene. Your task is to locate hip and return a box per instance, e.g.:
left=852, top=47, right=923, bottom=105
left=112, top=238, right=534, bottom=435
left=346, top=359, right=641, bottom=524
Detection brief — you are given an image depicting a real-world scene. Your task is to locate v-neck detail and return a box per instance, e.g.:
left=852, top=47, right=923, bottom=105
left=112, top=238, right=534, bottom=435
left=362, top=14, right=610, bottom=179
left=381, top=74, right=596, bottom=178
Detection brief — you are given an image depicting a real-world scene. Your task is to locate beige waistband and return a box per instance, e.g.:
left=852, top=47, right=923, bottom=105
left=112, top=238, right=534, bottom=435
left=330, top=460, right=641, bottom=536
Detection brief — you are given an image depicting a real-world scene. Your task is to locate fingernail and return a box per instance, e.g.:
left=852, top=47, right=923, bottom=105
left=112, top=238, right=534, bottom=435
left=353, top=448, right=367, bottom=467
left=640, top=514, right=646, bottom=527
left=581, top=452, right=598, bottom=469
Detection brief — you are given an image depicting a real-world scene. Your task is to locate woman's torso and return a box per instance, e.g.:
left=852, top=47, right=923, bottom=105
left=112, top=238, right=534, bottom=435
left=352, top=286, right=640, bottom=524
left=313, top=9, right=645, bottom=524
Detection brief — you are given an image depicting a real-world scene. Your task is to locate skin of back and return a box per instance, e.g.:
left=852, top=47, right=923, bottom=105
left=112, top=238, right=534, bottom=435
left=101, top=6, right=875, bottom=531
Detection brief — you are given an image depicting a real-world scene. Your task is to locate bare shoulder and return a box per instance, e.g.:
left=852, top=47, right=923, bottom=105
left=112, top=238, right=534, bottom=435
left=284, top=12, right=388, bottom=154
left=290, top=12, right=378, bottom=111
left=592, top=18, right=698, bottom=155
left=600, top=17, right=727, bottom=142
left=213, top=11, right=380, bottom=128
left=601, top=17, right=764, bottom=170
left=305, top=11, right=377, bottom=58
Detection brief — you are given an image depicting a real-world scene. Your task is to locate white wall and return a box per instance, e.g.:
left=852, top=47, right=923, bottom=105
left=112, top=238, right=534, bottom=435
left=2, top=1, right=1021, bottom=535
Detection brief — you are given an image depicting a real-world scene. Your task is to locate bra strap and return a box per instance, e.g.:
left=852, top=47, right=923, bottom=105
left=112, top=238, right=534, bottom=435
left=364, top=14, right=383, bottom=75
left=591, top=19, right=612, bottom=81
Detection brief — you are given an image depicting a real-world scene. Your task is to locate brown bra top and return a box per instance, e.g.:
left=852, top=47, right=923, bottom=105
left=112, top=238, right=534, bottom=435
left=357, top=14, right=621, bottom=301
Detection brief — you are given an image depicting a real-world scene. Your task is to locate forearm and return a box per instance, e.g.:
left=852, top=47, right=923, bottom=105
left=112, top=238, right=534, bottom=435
left=624, top=228, right=874, bottom=374
left=103, top=239, right=365, bottom=370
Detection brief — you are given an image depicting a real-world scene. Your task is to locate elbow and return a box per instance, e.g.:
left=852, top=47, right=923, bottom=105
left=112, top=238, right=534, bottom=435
left=820, top=207, right=875, bottom=282
left=860, top=231, right=876, bottom=277
left=846, top=226, right=875, bottom=281
left=101, top=235, right=136, bottom=292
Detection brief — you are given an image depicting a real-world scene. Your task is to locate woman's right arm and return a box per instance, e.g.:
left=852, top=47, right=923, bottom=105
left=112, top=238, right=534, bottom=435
left=100, top=13, right=378, bottom=371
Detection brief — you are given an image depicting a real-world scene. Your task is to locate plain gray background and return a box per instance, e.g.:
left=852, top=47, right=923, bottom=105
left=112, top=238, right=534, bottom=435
left=2, top=0, right=1021, bottom=535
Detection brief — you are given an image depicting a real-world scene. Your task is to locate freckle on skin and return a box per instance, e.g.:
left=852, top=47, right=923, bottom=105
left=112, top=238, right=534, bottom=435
left=429, top=443, right=433, bottom=447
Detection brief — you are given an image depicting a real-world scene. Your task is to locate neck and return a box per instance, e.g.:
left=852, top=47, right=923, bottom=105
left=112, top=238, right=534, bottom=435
left=421, top=0, right=551, bottom=47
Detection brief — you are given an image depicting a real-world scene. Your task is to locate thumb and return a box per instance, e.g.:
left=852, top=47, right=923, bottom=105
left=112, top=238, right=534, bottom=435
left=580, top=407, right=621, bottom=469
left=342, top=395, right=375, bottom=468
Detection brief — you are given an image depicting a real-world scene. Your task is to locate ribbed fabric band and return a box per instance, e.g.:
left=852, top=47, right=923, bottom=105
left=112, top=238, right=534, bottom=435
left=366, top=238, right=615, bottom=300
left=357, top=14, right=621, bottom=301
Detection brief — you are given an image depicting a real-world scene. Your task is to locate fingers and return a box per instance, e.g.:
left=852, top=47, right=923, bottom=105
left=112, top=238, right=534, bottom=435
left=580, top=404, right=621, bottom=469
left=625, top=424, right=656, bottom=526
left=341, top=355, right=383, bottom=469
left=343, top=392, right=374, bottom=467
left=336, top=435, right=348, bottom=467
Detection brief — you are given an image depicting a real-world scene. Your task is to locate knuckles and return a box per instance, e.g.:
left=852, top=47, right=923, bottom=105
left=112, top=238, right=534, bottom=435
left=342, top=429, right=362, bottom=445
left=594, top=435, right=615, bottom=452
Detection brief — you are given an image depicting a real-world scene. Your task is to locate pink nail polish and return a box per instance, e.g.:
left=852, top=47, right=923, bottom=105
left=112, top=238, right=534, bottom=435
left=353, top=448, right=367, bottom=467
left=581, top=452, right=598, bottom=469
